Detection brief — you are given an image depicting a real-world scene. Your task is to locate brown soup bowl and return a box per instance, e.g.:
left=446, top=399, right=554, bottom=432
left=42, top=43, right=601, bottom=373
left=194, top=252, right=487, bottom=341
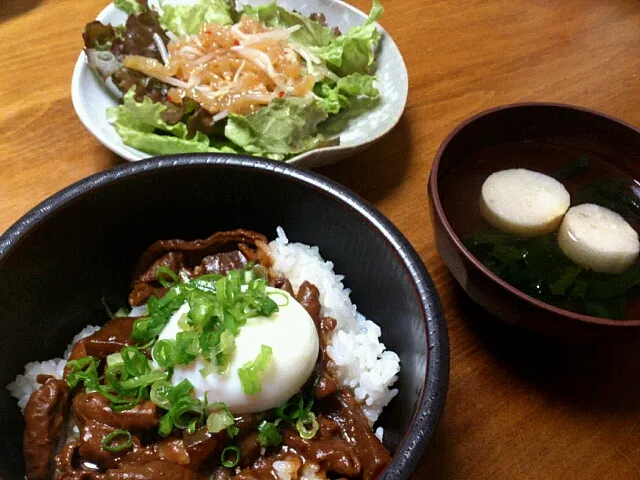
left=428, top=103, right=640, bottom=339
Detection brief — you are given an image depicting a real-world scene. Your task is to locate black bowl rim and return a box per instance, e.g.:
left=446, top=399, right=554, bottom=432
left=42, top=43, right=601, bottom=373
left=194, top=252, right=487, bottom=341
left=0, top=154, right=449, bottom=479
left=430, top=101, right=640, bottom=326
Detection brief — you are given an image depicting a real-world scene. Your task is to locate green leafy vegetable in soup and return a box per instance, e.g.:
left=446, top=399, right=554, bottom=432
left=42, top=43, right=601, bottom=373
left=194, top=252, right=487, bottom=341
left=466, top=227, right=640, bottom=319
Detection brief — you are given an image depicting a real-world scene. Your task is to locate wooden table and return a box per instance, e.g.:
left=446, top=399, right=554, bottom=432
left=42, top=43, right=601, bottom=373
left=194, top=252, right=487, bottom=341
left=3, top=0, right=640, bottom=478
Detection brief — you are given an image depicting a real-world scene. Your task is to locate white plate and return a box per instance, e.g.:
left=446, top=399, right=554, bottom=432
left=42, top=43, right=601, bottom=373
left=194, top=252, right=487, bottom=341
left=71, top=0, right=408, bottom=168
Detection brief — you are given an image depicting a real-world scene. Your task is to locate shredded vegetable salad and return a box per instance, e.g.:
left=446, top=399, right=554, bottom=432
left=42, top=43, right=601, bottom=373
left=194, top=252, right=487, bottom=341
left=83, top=0, right=384, bottom=160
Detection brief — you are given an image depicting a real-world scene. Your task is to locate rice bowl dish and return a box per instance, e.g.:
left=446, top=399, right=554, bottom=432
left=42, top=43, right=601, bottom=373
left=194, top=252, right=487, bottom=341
left=9, top=227, right=400, bottom=479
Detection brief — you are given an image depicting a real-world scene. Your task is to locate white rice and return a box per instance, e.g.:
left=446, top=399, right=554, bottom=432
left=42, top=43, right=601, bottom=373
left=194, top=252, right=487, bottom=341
left=129, top=305, right=148, bottom=317
left=267, top=227, right=400, bottom=425
left=7, top=325, right=100, bottom=412
left=273, top=457, right=301, bottom=480
left=7, top=228, right=400, bottom=427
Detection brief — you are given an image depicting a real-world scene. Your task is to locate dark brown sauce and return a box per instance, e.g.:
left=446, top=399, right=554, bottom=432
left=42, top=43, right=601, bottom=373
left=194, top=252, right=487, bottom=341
left=440, top=140, right=640, bottom=319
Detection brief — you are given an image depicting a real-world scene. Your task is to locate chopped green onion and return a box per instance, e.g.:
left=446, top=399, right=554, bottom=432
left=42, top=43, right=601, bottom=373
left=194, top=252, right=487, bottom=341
left=156, top=265, right=180, bottom=288
left=199, top=362, right=216, bottom=378
left=268, top=291, right=290, bottom=307
left=106, top=352, right=123, bottom=368
left=275, top=394, right=306, bottom=422
left=199, top=330, right=221, bottom=357
left=179, top=270, right=191, bottom=283
left=121, top=347, right=150, bottom=376
left=211, top=330, right=236, bottom=374
left=177, top=312, right=191, bottom=331
left=131, top=287, right=188, bottom=343
left=206, top=402, right=235, bottom=433
left=157, top=379, right=204, bottom=437
left=188, top=290, right=215, bottom=329
left=168, top=379, right=195, bottom=402
left=257, top=295, right=278, bottom=316
left=132, top=338, right=155, bottom=351
left=237, top=345, right=272, bottom=395
left=98, top=386, right=145, bottom=412
left=296, top=412, right=319, bottom=440
left=257, top=420, right=283, bottom=448
left=190, top=278, right=216, bottom=292
left=273, top=388, right=320, bottom=442
left=187, top=418, right=198, bottom=434
left=150, top=380, right=173, bottom=409
left=66, top=356, right=99, bottom=391
left=153, top=339, right=174, bottom=368
left=119, top=370, right=166, bottom=390
left=133, top=265, right=279, bottom=376
left=97, top=345, right=168, bottom=412
left=226, top=424, right=239, bottom=438
left=101, top=429, right=133, bottom=452
left=174, top=331, right=200, bottom=364
left=220, top=445, right=241, bottom=468
left=159, top=396, right=203, bottom=436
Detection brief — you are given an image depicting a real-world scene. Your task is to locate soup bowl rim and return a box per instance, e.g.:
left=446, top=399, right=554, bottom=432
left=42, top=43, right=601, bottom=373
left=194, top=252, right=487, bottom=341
left=429, top=101, right=640, bottom=326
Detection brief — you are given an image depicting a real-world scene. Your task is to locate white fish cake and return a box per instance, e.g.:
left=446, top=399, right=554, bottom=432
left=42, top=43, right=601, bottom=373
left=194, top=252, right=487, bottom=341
left=480, top=168, right=570, bottom=236
left=558, top=203, right=640, bottom=274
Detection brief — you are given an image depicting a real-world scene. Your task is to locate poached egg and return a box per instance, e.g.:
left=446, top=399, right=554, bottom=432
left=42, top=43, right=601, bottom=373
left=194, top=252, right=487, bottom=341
left=155, top=287, right=319, bottom=413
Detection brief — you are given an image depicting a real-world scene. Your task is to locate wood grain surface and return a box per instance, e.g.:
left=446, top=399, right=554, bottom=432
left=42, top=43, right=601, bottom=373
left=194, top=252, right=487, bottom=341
left=2, top=0, right=640, bottom=478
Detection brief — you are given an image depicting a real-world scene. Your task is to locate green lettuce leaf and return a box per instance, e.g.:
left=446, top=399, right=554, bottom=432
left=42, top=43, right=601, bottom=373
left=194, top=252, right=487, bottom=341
left=319, top=0, right=383, bottom=76
left=240, top=2, right=334, bottom=47
left=159, top=0, right=233, bottom=35
left=318, top=96, right=380, bottom=136
left=113, top=123, right=237, bottom=155
left=114, top=0, right=145, bottom=15
left=314, top=73, right=379, bottom=114
left=225, top=97, right=329, bottom=158
left=108, top=90, right=237, bottom=155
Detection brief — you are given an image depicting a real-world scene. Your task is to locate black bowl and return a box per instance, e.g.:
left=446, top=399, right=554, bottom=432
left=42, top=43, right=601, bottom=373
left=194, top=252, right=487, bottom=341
left=0, top=155, right=448, bottom=479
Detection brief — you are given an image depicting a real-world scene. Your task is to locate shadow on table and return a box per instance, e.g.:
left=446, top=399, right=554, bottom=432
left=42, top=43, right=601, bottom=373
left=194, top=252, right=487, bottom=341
left=453, top=284, right=640, bottom=412
left=316, top=115, right=413, bottom=204
left=105, top=151, right=127, bottom=168
left=419, top=419, right=457, bottom=480
left=0, top=0, right=42, bottom=21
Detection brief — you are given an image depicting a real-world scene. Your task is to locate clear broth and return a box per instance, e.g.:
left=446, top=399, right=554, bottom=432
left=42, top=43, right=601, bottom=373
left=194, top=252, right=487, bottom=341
left=440, top=140, right=640, bottom=319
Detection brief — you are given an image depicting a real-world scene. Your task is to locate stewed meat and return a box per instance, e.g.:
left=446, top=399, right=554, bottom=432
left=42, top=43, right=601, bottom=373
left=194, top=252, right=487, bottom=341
left=131, top=229, right=267, bottom=280
left=73, top=392, right=159, bottom=431
left=77, top=421, right=142, bottom=470
left=192, top=251, right=248, bottom=277
left=295, top=281, right=322, bottom=326
left=104, top=460, right=203, bottom=480
left=66, top=317, right=137, bottom=367
left=283, top=429, right=362, bottom=477
left=136, top=252, right=185, bottom=283
left=129, top=230, right=267, bottom=306
left=23, top=376, right=70, bottom=480
left=330, top=389, right=393, bottom=480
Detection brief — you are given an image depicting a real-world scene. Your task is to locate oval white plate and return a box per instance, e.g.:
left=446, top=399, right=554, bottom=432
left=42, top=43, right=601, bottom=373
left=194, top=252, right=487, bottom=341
left=71, top=0, right=408, bottom=168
